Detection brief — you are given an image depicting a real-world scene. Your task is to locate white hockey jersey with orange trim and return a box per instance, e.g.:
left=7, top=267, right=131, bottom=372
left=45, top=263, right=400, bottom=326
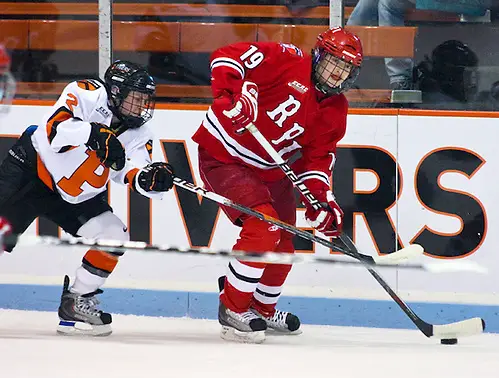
left=31, top=79, right=162, bottom=204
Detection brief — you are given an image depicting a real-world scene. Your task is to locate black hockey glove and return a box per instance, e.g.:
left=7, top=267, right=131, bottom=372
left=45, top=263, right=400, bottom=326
left=137, top=162, right=175, bottom=192
left=87, top=122, right=126, bottom=171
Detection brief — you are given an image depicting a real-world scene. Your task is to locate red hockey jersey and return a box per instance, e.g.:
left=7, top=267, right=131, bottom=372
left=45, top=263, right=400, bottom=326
left=192, top=41, right=348, bottom=193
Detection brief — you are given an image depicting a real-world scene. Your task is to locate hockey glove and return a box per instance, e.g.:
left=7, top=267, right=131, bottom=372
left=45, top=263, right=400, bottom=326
left=222, top=81, right=258, bottom=133
left=137, top=162, right=175, bottom=192
left=304, top=190, right=344, bottom=238
left=86, top=122, right=126, bottom=171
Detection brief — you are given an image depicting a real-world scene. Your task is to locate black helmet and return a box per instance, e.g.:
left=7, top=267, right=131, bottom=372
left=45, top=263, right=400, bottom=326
left=104, top=60, right=156, bottom=129
left=430, top=40, right=479, bottom=102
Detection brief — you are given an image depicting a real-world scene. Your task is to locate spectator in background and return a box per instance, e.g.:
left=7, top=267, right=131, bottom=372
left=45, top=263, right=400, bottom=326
left=413, top=39, right=479, bottom=109
left=347, top=0, right=415, bottom=90
left=0, top=45, right=16, bottom=114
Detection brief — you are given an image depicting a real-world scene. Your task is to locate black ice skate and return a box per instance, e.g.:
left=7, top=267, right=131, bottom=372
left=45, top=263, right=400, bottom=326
left=251, top=308, right=302, bottom=334
left=218, top=301, right=267, bottom=343
left=57, top=275, right=112, bottom=336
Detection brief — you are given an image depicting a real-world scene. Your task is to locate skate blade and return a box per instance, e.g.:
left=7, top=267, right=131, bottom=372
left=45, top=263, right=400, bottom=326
left=220, top=326, right=265, bottom=344
left=57, top=320, right=112, bottom=337
left=266, top=327, right=303, bottom=335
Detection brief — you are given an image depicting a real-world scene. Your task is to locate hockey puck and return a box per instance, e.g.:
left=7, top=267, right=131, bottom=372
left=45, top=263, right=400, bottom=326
left=440, top=338, right=458, bottom=345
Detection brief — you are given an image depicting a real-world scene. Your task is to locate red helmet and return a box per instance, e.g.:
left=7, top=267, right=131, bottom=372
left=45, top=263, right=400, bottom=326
left=0, top=45, right=15, bottom=111
left=312, top=27, right=363, bottom=96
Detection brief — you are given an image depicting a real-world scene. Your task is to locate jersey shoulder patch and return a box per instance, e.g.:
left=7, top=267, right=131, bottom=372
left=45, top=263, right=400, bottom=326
left=279, top=43, right=303, bottom=57
left=77, top=79, right=103, bottom=91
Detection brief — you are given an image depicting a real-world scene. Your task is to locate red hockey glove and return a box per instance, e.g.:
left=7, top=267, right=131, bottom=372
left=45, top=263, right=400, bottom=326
left=304, top=190, right=344, bottom=237
left=222, top=81, right=258, bottom=132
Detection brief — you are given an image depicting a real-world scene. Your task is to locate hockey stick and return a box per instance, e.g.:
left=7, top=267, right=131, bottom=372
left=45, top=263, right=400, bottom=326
left=172, top=179, right=484, bottom=274
left=173, top=177, right=421, bottom=265
left=3, top=234, right=485, bottom=273
left=242, top=122, right=485, bottom=339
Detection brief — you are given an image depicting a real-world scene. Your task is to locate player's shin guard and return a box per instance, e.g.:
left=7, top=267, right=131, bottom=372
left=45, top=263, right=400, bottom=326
left=218, top=204, right=281, bottom=343
left=251, top=234, right=301, bottom=334
left=57, top=275, right=112, bottom=336
left=251, top=265, right=291, bottom=315
left=220, top=205, right=280, bottom=313
left=71, top=211, right=127, bottom=294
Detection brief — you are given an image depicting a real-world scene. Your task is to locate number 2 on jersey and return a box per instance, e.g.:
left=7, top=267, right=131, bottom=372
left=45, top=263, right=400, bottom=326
left=65, top=93, right=78, bottom=112
left=58, top=150, right=109, bottom=197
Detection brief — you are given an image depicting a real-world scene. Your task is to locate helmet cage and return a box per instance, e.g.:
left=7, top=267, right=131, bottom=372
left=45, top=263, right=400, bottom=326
left=105, top=61, right=156, bottom=129
left=312, top=48, right=360, bottom=96
left=109, top=80, right=155, bottom=129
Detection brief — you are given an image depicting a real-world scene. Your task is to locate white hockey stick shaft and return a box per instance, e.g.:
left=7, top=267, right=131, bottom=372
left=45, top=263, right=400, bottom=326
left=6, top=234, right=486, bottom=273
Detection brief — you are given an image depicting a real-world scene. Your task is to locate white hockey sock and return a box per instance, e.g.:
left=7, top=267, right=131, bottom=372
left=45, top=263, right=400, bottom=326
left=70, top=266, right=106, bottom=295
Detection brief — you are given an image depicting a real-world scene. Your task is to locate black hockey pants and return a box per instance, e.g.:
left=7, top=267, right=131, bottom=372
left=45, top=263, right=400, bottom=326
left=0, top=127, right=111, bottom=252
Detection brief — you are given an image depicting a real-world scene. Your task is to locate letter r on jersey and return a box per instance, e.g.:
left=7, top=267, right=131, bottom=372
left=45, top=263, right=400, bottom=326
left=266, top=95, right=301, bottom=128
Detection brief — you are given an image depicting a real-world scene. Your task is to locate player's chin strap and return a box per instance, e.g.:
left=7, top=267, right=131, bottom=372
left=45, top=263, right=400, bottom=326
left=237, top=122, right=485, bottom=340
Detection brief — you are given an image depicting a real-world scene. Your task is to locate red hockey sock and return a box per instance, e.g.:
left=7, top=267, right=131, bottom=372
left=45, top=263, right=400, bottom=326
left=252, top=229, right=294, bottom=316
left=220, top=203, right=280, bottom=313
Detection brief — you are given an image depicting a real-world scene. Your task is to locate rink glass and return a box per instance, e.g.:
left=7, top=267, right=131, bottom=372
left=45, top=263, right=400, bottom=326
left=0, top=1, right=496, bottom=110
left=0, top=0, right=496, bottom=256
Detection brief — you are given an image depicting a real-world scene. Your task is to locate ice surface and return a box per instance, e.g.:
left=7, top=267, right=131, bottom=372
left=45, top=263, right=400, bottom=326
left=0, top=309, right=497, bottom=378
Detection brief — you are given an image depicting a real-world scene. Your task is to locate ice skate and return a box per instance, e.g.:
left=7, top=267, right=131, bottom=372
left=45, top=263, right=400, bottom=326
left=57, top=275, right=112, bottom=336
left=218, top=275, right=301, bottom=335
left=218, top=301, right=267, bottom=343
left=251, top=308, right=302, bottom=335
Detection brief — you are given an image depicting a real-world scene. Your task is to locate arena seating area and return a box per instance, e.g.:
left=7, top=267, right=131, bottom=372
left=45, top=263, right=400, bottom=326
left=0, top=1, right=471, bottom=104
